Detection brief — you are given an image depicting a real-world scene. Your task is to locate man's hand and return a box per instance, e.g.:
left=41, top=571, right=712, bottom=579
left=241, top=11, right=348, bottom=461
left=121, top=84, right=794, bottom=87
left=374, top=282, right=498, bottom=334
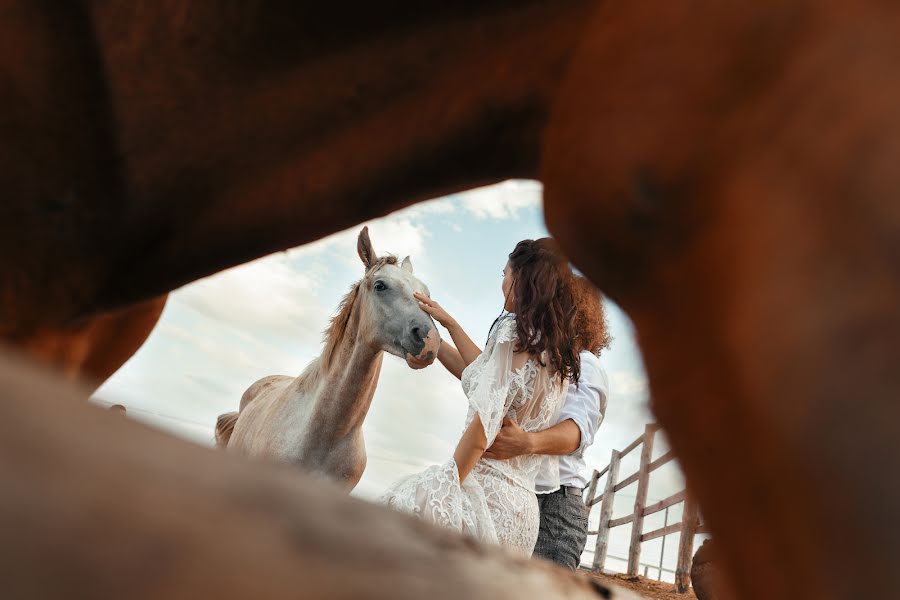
left=484, top=417, right=533, bottom=460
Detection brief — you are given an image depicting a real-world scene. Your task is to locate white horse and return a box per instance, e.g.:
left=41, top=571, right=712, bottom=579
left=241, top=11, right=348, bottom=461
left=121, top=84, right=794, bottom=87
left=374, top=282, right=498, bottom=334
left=215, top=227, right=441, bottom=489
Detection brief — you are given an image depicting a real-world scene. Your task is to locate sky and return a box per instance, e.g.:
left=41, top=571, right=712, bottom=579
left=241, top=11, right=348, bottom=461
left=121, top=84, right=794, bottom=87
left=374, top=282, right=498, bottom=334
left=92, top=179, right=695, bottom=577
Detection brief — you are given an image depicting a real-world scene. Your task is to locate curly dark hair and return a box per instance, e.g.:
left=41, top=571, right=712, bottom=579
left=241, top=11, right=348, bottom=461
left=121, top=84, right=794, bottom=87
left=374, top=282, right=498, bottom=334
left=507, top=238, right=581, bottom=384
left=572, top=275, right=612, bottom=355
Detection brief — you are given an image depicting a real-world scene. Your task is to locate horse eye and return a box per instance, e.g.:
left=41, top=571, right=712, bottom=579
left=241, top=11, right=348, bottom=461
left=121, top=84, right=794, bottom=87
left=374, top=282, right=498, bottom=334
left=374, top=280, right=387, bottom=292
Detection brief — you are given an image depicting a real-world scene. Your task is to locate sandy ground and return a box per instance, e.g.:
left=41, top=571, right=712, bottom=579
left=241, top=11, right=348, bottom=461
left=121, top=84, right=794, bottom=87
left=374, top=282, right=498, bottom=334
left=586, top=572, right=697, bottom=600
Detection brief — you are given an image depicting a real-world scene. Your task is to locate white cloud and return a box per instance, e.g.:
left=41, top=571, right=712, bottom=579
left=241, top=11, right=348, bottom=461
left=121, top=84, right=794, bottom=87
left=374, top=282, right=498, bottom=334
left=402, top=196, right=457, bottom=217
left=459, top=180, right=542, bottom=220
left=174, top=252, right=329, bottom=348
left=282, top=214, right=430, bottom=274
left=609, top=370, right=649, bottom=397
left=364, top=218, right=428, bottom=259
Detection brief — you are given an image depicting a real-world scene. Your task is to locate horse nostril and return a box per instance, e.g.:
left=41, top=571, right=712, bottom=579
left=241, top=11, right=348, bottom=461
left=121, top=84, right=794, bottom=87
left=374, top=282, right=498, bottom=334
left=411, top=326, right=423, bottom=341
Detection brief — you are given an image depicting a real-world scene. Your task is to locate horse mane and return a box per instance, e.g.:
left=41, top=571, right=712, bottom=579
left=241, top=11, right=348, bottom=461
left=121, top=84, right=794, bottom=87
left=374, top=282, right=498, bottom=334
left=321, top=283, right=361, bottom=370
left=296, top=255, right=399, bottom=391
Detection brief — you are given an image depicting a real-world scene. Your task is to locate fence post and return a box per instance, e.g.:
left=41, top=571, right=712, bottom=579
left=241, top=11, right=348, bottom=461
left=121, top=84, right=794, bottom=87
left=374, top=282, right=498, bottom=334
left=657, top=506, right=670, bottom=581
left=585, top=470, right=601, bottom=507
left=627, top=424, right=656, bottom=576
left=675, top=492, right=700, bottom=593
left=591, top=449, right=621, bottom=572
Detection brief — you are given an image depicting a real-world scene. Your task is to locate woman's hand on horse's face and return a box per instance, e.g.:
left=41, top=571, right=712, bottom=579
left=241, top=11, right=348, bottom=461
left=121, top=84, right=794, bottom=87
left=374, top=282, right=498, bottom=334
left=414, top=292, right=456, bottom=330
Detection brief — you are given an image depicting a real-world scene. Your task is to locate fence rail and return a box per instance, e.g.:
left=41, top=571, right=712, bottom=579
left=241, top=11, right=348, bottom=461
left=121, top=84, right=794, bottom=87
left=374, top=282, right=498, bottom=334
left=583, top=424, right=704, bottom=594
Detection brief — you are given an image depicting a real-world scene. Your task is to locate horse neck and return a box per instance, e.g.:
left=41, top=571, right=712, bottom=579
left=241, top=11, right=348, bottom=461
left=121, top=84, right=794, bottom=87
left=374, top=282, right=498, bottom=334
left=306, top=307, right=384, bottom=439
left=88, top=1, right=598, bottom=310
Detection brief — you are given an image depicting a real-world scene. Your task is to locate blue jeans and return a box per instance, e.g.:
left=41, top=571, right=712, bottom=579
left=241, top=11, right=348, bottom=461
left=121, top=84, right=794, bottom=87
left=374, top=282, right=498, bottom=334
left=533, top=488, right=589, bottom=570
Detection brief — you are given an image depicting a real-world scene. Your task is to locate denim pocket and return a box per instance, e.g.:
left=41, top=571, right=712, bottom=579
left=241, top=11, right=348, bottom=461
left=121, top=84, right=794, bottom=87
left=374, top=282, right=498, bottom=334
left=566, top=496, right=589, bottom=528
left=575, top=503, right=589, bottom=527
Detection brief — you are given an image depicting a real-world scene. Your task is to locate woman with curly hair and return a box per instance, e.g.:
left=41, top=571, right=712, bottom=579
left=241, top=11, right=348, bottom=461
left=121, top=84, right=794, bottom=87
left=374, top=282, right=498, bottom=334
left=485, top=275, right=611, bottom=569
left=382, top=238, right=581, bottom=555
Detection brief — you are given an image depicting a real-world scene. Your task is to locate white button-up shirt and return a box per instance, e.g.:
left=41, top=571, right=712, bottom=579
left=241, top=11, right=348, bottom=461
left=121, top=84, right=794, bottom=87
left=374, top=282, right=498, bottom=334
left=537, top=350, right=609, bottom=489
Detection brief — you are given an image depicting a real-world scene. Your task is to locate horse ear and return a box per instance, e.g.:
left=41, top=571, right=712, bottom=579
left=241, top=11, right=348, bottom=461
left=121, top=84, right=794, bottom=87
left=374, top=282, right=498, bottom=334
left=401, top=256, right=413, bottom=273
left=357, top=226, right=375, bottom=269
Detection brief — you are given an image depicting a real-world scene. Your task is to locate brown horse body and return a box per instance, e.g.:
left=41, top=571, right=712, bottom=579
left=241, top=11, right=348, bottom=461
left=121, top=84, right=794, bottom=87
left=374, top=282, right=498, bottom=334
left=1, top=2, right=899, bottom=599
left=1, top=1, right=593, bottom=331
left=7, top=295, right=167, bottom=390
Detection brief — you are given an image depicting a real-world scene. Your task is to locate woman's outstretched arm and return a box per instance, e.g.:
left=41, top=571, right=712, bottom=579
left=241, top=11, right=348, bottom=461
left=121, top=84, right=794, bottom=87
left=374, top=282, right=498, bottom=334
left=453, top=415, right=488, bottom=482
left=415, top=292, right=482, bottom=366
left=437, top=341, right=466, bottom=379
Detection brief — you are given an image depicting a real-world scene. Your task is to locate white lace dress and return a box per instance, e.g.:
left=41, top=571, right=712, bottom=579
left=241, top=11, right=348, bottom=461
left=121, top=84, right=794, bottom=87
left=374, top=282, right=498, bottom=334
left=381, top=316, right=567, bottom=555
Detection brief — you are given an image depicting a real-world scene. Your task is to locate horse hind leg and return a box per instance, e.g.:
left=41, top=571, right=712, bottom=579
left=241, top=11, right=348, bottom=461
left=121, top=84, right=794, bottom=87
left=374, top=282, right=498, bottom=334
left=214, top=412, right=239, bottom=448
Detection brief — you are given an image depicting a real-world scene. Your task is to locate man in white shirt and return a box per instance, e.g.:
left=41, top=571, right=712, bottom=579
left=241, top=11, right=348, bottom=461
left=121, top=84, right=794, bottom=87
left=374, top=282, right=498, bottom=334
left=485, top=275, right=610, bottom=569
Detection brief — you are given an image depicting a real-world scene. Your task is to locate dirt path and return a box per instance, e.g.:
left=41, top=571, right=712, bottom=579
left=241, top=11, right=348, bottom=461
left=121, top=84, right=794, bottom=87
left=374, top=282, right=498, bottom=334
left=587, top=572, right=697, bottom=600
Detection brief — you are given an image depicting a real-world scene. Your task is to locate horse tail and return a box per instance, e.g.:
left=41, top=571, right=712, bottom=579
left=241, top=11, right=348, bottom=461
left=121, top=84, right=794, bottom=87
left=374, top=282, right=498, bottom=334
left=215, top=412, right=240, bottom=448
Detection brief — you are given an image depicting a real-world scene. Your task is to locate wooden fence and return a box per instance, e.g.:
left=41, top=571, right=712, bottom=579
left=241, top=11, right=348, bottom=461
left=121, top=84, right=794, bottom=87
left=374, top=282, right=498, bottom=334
left=582, top=424, right=707, bottom=593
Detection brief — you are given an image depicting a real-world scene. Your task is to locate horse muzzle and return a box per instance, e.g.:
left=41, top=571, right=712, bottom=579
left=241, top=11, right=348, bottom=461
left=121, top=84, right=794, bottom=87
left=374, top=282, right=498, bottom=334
left=404, top=325, right=440, bottom=369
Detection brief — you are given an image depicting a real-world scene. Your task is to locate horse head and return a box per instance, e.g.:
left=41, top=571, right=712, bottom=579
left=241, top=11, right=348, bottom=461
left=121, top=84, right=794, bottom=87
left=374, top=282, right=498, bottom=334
left=355, top=227, right=440, bottom=368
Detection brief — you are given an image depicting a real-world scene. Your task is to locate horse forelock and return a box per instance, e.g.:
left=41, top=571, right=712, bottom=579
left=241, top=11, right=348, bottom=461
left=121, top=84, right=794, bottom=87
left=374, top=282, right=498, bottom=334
left=367, top=255, right=399, bottom=273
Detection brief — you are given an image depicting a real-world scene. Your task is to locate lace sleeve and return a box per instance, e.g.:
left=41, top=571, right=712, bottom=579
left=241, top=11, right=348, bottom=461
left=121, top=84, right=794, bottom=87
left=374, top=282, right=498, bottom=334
left=466, top=317, right=519, bottom=446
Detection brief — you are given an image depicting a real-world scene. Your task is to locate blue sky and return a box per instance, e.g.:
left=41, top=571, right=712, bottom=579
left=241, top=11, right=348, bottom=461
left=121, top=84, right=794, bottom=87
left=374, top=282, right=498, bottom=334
left=93, top=180, right=684, bottom=520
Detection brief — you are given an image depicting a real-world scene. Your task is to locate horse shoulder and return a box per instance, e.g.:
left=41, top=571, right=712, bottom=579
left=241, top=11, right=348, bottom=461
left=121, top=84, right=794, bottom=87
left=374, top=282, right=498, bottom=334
left=239, top=375, right=293, bottom=412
